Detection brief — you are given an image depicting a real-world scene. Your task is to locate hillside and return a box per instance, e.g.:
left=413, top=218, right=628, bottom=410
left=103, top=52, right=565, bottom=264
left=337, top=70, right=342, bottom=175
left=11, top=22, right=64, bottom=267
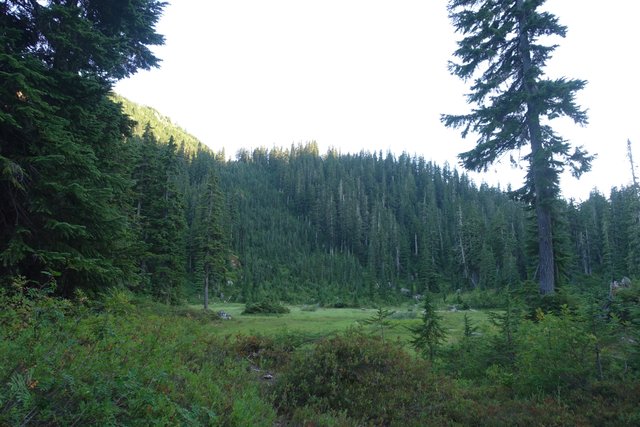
left=92, top=96, right=638, bottom=305
left=112, top=93, right=209, bottom=156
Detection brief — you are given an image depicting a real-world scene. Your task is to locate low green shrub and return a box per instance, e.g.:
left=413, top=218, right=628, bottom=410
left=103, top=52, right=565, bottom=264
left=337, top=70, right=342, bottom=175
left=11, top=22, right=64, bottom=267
left=273, top=331, right=455, bottom=425
left=242, top=300, right=290, bottom=315
left=233, top=333, right=303, bottom=369
left=0, top=293, right=276, bottom=426
left=514, top=281, right=582, bottom=319
left=324, top=300, right=352, bottom=308
left=456, top=288, right=507, bottom=309
left=514, top=308, right=596, bottom=395
left=390, top=310, right=417, bottom=319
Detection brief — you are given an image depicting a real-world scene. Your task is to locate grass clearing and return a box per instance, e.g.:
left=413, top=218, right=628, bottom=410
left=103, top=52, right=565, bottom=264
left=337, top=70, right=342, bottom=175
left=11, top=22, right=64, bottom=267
left=194, top=303, right=495, bottom=346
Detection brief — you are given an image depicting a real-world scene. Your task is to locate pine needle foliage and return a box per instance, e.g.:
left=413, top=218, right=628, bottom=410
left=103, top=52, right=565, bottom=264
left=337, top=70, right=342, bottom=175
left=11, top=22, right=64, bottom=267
left=362, top=307, right=396, bottom=341
left=409, top=293, right=447, bottom=361
left=0, top=0, right=166, bottom=295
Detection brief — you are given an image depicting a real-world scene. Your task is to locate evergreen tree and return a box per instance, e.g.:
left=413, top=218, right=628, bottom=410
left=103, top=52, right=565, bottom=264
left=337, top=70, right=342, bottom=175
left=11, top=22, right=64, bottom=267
left=442, top=0, right=593, bottom=295
left=194, top=171, right=227, bottom=309
left=0, top=0, right=165, bottom=294
left=131, top=130, right=186, bottom=302
left=488, top=292, right=521, bottom=366
left=409, top=294, right=447, bottom=361
left=363, top=307, right=396, bottom=342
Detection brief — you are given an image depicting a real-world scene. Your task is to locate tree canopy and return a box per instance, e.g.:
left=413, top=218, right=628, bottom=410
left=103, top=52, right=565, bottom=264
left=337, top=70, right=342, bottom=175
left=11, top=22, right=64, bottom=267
left=0, top=0, right=166, bottom=294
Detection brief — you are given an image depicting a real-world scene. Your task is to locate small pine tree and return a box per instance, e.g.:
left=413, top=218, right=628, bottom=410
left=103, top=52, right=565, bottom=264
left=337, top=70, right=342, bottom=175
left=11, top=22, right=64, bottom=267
left=463, top=313, right=478, bottom=339
left=488, top=292, right=521, bottom=366
left=409, top=294, right=447, bottom=361
left=363, top=307, right=396, bottom=342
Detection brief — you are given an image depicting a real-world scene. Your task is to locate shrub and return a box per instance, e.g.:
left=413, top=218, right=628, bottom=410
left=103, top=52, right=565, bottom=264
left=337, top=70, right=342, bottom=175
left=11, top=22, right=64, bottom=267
left=390, top=310, right=417, bottom=319
left=273, top=331, right=455, bottom=425
left=232, top=333, right=308, bottom=369
left=457, top=288, right=507, bottom=309
left=325, top=300, right=353, bottom=308
left=514, top=281, right=581, bottom=319
left=242, top=300, right=290, bottom=315
left=514, top=308, right=594, bottom=395
left=0, top=296, right=276, bottom=426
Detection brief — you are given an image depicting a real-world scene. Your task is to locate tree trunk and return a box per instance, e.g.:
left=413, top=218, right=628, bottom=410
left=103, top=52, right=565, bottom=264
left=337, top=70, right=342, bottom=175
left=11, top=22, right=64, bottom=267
left=535, top=202, right=555, bottom=294
left=204, top=270, right=209, bottom=310
left=517, top=0, right=555, bottom=294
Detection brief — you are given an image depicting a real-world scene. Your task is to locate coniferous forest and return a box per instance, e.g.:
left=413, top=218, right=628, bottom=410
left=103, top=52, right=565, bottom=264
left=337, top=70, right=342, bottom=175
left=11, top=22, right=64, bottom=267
left=2, top=1, right=640, bottom=425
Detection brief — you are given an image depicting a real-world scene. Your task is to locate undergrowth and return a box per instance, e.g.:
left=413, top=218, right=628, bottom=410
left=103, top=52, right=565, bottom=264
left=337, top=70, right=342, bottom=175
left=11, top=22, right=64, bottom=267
left=0, top=281, right=275, bottom=426
left=1, top=280, right=639, bottom=426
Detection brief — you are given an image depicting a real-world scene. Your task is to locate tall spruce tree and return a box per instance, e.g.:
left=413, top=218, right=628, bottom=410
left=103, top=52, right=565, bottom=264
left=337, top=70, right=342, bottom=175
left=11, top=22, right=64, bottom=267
left=0, top=0, right=165, bottom=294
left=194, top=171, right=227, bottom=310
left=442, top=0, right=592, bottom=294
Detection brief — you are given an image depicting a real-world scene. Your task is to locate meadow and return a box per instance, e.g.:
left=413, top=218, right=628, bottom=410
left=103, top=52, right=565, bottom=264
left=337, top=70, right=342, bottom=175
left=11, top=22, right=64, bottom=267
left=198, top=302, right=494, bottom=346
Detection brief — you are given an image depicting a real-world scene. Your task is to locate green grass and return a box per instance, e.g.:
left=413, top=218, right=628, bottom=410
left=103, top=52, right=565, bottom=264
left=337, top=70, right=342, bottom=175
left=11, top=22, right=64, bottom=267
left=195, top=303, right=495, bottom=346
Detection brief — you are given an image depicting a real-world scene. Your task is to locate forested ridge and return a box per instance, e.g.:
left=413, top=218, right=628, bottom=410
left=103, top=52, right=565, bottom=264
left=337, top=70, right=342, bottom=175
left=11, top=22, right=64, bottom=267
left=109, top=116, right=640, bottom=306
left=4, top=90, right=640, bottom=304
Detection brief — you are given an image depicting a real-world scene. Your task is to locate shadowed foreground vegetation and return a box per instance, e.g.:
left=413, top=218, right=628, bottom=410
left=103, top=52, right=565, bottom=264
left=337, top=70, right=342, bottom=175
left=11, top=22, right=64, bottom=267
left=2, top=283, right=639, bottom=426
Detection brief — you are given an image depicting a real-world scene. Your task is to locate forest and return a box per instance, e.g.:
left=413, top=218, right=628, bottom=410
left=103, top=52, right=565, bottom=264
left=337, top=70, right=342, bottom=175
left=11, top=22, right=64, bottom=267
left=1, top=0, right=639, bottom=425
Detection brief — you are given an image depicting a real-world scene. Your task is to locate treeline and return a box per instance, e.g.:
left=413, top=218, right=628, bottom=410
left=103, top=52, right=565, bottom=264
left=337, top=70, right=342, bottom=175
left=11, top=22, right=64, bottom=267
left=215, top=144, right=640, bottom=303
left=5, top=88, right=640, bottom=304
left=220, top=144, right=528, bottom=302
left=4, top=79, right=640, bottom=304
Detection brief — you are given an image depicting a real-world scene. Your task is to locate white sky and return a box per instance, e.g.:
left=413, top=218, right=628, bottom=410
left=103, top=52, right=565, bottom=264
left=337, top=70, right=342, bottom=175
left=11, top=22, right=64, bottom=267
left=114, top=0, right=639, bottom=201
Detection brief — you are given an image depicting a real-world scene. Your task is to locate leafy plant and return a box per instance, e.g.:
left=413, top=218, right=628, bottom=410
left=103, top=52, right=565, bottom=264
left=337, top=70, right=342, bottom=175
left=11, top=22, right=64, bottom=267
left=514, top=307, right=593, bottom=395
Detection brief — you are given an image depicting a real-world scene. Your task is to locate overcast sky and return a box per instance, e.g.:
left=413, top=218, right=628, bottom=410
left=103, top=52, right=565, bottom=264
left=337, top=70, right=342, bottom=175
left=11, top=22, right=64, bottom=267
left=114, top=0, right=639, bottom=201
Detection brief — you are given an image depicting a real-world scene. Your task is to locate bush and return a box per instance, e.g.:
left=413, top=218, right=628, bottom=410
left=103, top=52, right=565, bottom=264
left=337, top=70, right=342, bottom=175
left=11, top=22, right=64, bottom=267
left=242, top=300, right=290, bottom=315
left=456, top=288, right=507, bottom=309
left=514, top=281, right=581, bottom=319
left=273, top=331, right=455, bottom=425
left=324, top=300, right=352, bottom=308
left=514, top=308, right=594, bottom=395
left=390, top=310, right=417, bottom=319
left=0, top=295, right=277, bottom=426
left=232, top=333, right=308, bottom=369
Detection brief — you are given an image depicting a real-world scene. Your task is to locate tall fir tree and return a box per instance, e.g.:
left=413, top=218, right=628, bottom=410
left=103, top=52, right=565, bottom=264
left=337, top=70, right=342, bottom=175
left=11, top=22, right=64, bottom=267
left=131, top=129, right=186, bottom=302
left=442, top=0, right=592, bottom=294
left=0, top=0, right=165, bottom=294
left=194, top=171, right=228, bottom=309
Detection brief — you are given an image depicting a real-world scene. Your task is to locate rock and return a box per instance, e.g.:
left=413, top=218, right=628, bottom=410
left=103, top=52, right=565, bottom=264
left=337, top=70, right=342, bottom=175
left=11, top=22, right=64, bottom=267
left=610, top=277, right=632, bottom=297
left=217, top=310, right=232, bottom=320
